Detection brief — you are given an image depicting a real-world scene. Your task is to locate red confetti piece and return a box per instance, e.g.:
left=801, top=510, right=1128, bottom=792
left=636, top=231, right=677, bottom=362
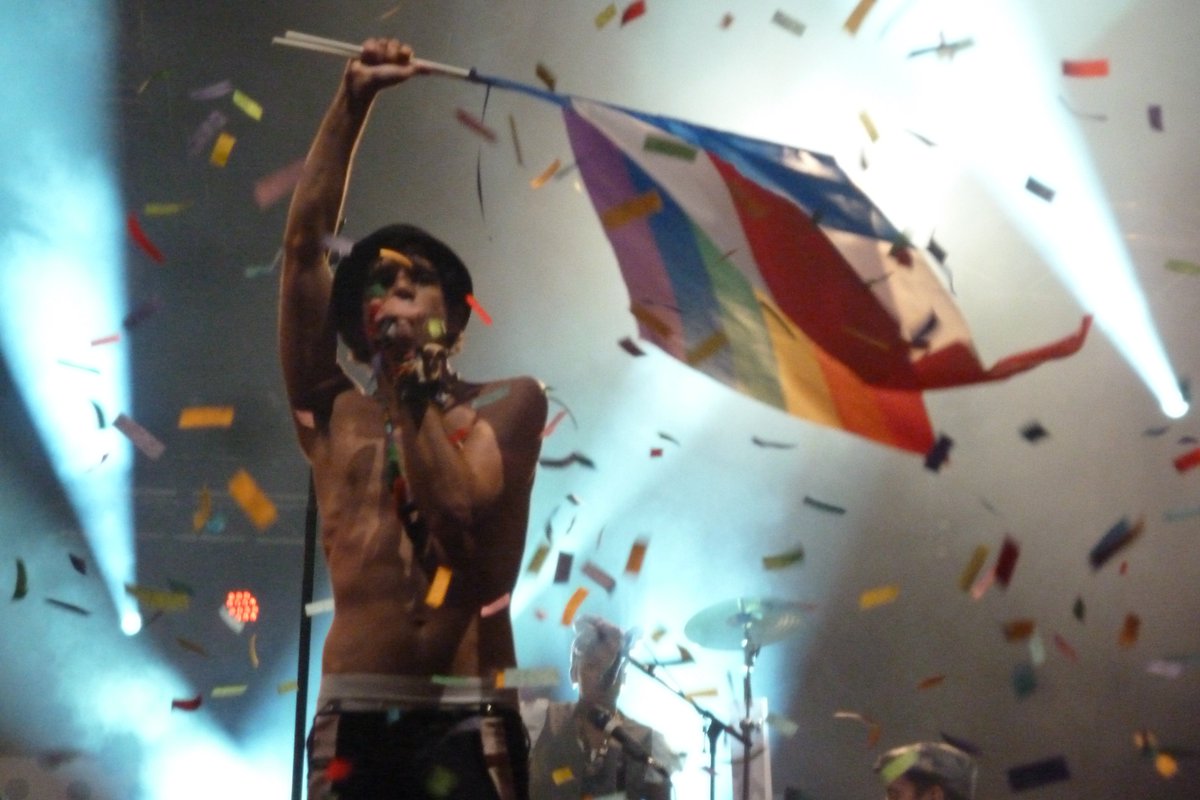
left=126, top=213, right=165, bottom=264
left=447, top=426, right=470, bottom=446
left=917, top=674, right=945, bottom=690
left=1118, top=613, right=1140, bottom=648
left=1172, top=446, right=1200, bottom=472
left=1062, top=58, right=1109, bottom=77
left=720, top=12, right=734, bottom=29
left=1052, top=632, right=1078, bottom=662
left=466, top=293, right=493, bottom=325
left=171, top=695, right=202, bottom=711
left=454, top=108, right=497, bottom=142
left=253, top=157, right=306, bottom=210
left=624, top=539, right=648, bottom=574
left=650, top=447, right=663, bottom=458
left=621, top=0, right=647, bottom=25
left=994, top=536, right=1020, bottom=588
left=90, top=333, right=120, bottom=346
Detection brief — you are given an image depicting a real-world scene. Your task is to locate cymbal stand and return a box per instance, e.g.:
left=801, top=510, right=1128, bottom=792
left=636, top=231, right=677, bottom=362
left=625, top=655, right=748, bottom=800
left=739, top=635, right=761, bottom=800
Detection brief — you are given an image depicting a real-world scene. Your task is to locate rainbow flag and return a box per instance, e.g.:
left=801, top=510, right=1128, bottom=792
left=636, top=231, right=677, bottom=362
left=482, top=77, right=1090, bottom=453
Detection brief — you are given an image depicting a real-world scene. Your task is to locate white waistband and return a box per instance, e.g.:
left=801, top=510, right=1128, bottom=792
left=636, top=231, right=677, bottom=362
left=316, top=672, right=519, bottom=713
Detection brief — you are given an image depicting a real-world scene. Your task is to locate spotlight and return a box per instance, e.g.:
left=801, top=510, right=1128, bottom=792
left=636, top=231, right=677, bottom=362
left=121, top=609, right=143, bottom=637
left=1162, top=396, right=1189, bottom=420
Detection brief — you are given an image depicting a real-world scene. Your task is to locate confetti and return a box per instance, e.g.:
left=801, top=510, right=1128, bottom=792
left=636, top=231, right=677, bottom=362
left=958, top=545, right=988, bottom=591
left=1053, top=632, right=1078, bottom=662
left=552, top=767, right=575, bottom=786
left=1024, top=176, right=1055, bottom=202
left=228, top=468, right=278, bottom=530
left=1020, top=421, right=1049, bottom=442
left=68, top=553, right=86, bottom=575
left=1062, top=59, right=1109, bottom=77
left=767, top=712, right=800, bottom=737
left=231, top=89, right=262, bottom=121
left=685, top=330, right=728, bottom=366
left=123, top=296, right=164, bottom=330
left=1156, top=753, right=1179, bottom=778
left=720, top=13, right=734, bottom=29
left=649, top=447, right=663, bottom=458
left=1029, top=632, right=1046, bottom=666
left=1148, top=104, right=1164, bottom=131
left=924, top=433, right=953, bottom=471
left=994, top=536, right=1020, bottom=588
left=1172, top=446, right=1200, bottom=472
left=508, top=114, right=523, bottom=166
left=189, top=109, right=227, bottom=157
left=561, top=587, right=589, bottom=625
left=210, top=131, right=236, bottom=167
left=762, top=547, right=805, bottom=570
left=1118, top=613, right=1140, bottom=648
left=144, top=202, right=189, bottom=216
left=917, top=674, right=945, bottom=690
left=176, top=637, right=209, bottom=657
left=1072, top=596, right=1085, bottom=621
left=192, top=486, right=212, bottom=532
left=172, top=695, right=202, bottom=712
left=621, top=539, right=649, bottom=576
left=539, top=451, right=596, bottom=469
left=601, top=189, right=663, bottom=229
left=618, top=337, right=646, bottom=356
left=454, top=108, right=497, bottom=142
left=212, top=684, right=248, bottom=699
left=833, top=710, right=881, bottom=747
left=480, top=592, right=511, bottom=618
left=1007, top=755, right=1070, bottom=791
left=464, top=293, right=493, bottom=326
left=249, top=633, right=260, bottom=668
left=91, top=333, right=120, bottom=346
left=581, top=560, right=616, bottom=592
left=553, top=552, right=574, bottom=583
left=126, top=213, right=165, bottom=264
left=535, top=62, right=557, bottom=92
left=803, top=495, right=845, bottom=514
left=540, top=409, right=568, bottom=440
left=620, top=0, right=646, bottom=26
left=1012, top=662, right=1036, bottom=698
left=772, top=9, right=806, bottom=36
left=45, top=598, right=90, bottom=615
left=305, top=598, right=335, bottom=616
left=425, top=565, right=452, bottom=608
left=1003, top=619, right=1036, bottom=642
left=969, top=564, right=995, bottom=601
left=136, top=67, right=172, bottom=95
left=254, top=157, right=306, bottom=209
left=685, top=687, right=719, bottom=700
left=189, top=79, right=233, bottom=100
left=126, top=583, right=190, bottom=612
left=498, top=666, right=559, bottom=688
left=526, top=543, right=551, bottom=574
left=178, top=406, right=235, bottom=429
left=752, top=435, right=797, bottom=449
left=530, top=158, right=561, bottom=189
left=927, top=236, right=947, bottom=263
left=842, top=0, right=877, bottom=34
left=12, top=559, right=28, bottom=600
left=425, top=764, right=458, bottom=797
left=113, top=413, right=166, bottom=460
left=1089, top=516, right=1143, bottom=570
left=644, top=134, right=698, bottom=161
left=859, top=110, right=879, bottom=143
left=277, top=680, right=299, bottom=694
left=859, top=584, right=900, bottom=610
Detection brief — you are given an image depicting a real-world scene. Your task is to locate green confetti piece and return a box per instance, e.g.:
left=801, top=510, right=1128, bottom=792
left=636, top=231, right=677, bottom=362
left=762, top=547, right=805, bottom=570
left=643, top=134, right=698, bottom=161
left=13, top=558, right=28, bottom=600
left=431, top=675, right=484, bottom=688
left=879, top=748, right=920, bottom=784
left=231, top=89, right=262, bottom=121
left=276, top=680, right=299, bottom=694
left=427, top=318, right=446, bottom=340
left=1165, top=259, right=1200, bottom=276
left=425, top=764, right=458, bottom=797
left=211, top=684, right=248, bottom=698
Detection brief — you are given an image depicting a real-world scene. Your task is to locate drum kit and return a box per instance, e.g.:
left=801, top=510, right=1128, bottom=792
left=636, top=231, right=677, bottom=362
left=624, top=597, right=809, bottom=800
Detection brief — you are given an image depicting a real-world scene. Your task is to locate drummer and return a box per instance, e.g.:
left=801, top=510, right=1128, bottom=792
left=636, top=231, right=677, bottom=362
left=526, top=616, right=678, bottom=799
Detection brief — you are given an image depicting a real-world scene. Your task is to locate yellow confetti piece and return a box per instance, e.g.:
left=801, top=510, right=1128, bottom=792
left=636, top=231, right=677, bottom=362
left=143, top=202, right=189, bottom=216
left=178, top=405, right=235, bottom=429
left=378, top=247, right=412, bottom=267
left=859, top=584, right=900, bottom=610
left=231, top=89, right=263, bottom=121
left=1155, top=753, right=1178, bottom=778
left=277, top=679, right=299, bottom=694
left=552, top=766, right=575, bottom=786
left=176, top=637, right=209, bottom=657
left=126, top=583, right=191, bottom=612
left=843, top=0, right=878, bottom=34
left=210, top=131, right=236, bottom=167
left=958, top=545, right=988, bottom=591
left=561, top=586, right=589, bottom=625
left=425, top=565, right=452, bottom=608
left=595, top=3, right=617, bottom=28
left=192, top=485, right=212, bottom=532
left=211, top=684, right=248, bottom=699
left=685, top=330, right=729, bottom=365
left=228, top=468, right=278, bottom=530
left=878, top=747, right=919, bottom=783
left=530, top=158, right=561, bottom=189
left=249, top=633, right=260, bottom=669
left=859, top=110, right=879, bottom=142
left=601, top=189, right=663, bottom=229
left=684, top=687, right=719, bottom=700
left=762, top=546, right=805, bottom=570
left=527, top=543, right=551, bottom=574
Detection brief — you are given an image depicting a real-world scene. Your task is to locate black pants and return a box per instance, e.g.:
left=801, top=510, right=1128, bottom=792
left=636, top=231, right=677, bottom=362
left=308, top=704, right=530, bottom=799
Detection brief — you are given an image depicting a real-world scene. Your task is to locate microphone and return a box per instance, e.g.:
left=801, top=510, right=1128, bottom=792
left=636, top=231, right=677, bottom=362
left=586, top=706, right=669, bottom=778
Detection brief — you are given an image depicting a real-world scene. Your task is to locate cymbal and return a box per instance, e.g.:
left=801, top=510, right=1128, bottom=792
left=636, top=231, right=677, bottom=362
left=684, top=597, right=808, bottom=650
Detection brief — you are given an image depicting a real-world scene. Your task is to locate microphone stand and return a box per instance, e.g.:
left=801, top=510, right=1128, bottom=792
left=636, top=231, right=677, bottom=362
left=624, top=655, right=748, bottom=800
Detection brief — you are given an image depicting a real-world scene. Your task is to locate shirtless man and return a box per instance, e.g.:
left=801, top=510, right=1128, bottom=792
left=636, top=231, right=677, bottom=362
left=279, top=38, right=547, bottom=799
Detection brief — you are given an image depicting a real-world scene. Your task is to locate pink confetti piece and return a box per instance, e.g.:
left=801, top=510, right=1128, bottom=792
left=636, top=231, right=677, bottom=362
left=113, top=413, right=166, bottom=460
left=91, top=333, right=120, bottom=346
left=1052, top=632, right=1078, bottom=662
left=455, top=108, right=497, bottom=142
left=466, top=293, right=493, bottom=325
left=189, top=79, right=233, bottom=100
left=188, top=109, right=227, bottom=157
left=541, top=409, right=567, bottom=439
left=253, top=157, right=306, bottom=210
left=480, top=592, right=511, bottom=618
left=581, top=560, right=616, bottom=592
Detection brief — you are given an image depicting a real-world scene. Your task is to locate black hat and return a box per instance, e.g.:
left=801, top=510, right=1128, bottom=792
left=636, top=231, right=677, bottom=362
left=332, top=224, right=473, bottom=362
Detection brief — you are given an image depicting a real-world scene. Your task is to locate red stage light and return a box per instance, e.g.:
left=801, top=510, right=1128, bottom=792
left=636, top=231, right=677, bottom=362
left=224, top=590, right=259, bottom=623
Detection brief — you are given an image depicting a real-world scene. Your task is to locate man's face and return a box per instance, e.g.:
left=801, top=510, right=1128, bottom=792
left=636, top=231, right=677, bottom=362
left=573, top=647, right=621, bottom=707
left=362, top=251, right=449, bottom=354
left=884, top=777, right=942, bottom=800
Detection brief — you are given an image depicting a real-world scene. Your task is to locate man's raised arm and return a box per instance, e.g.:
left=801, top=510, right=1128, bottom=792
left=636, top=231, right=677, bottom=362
left=279, top=39, right=420, bottom=451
